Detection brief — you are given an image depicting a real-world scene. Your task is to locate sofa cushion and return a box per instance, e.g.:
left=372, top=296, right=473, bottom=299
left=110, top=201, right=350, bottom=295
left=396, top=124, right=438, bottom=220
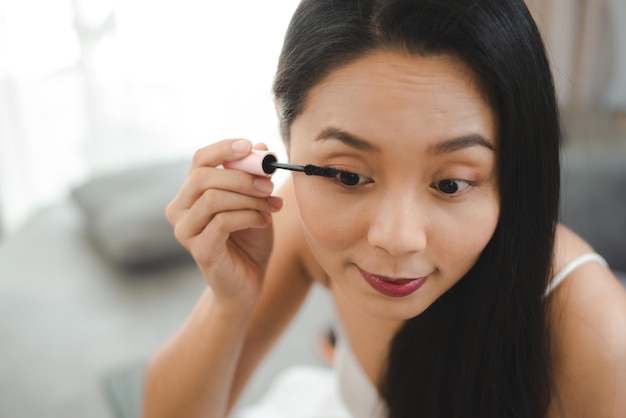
left=71, top=159, right=192, bottom=269
left=560, top=150, right=626, bottom=272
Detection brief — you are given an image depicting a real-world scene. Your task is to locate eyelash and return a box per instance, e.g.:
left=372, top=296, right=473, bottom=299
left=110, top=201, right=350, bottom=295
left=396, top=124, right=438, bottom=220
left=430, top=179, right=477, bottom=197
left=327, top=168, right=373, bottom=188
left=323, top=167, right=477, bottom=197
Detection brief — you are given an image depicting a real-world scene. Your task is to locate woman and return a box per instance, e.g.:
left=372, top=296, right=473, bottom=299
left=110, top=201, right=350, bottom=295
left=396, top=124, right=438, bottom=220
left=142, top=0, right=626, bottom=417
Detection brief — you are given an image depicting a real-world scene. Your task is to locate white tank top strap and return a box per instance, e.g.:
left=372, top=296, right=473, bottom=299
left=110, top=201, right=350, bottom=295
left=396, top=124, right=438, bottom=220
left=545, top=252, right=608, bottom=297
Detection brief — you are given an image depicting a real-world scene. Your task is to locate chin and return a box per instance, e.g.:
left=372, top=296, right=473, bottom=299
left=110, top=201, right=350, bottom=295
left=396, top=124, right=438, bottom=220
left=341, top=282, right=437, bottom=322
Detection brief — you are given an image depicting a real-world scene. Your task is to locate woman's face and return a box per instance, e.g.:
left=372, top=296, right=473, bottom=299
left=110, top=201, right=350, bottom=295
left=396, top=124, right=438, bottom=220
left=288, top=51, right=499, bottom=321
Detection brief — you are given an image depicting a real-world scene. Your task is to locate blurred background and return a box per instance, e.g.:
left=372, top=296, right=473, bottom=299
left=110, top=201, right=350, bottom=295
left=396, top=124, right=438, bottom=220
left=0, top=0, right=298, bottom=235
left=0, top=1, right=624, bottom=417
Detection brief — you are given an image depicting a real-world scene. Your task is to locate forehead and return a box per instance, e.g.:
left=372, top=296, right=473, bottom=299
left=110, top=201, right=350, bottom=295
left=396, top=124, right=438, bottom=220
left=293, top=51, right=497, bottom=150
left=307, top=50, right=490, bottom=112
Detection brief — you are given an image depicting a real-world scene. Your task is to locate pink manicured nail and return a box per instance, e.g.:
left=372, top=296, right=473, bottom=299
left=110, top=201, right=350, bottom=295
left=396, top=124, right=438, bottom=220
left=232, top=140, right=251, bottom=154
left=267, top=196, right=283, bottom=208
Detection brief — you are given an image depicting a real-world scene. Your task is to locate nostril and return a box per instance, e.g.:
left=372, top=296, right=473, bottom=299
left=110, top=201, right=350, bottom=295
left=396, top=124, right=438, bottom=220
left=367, top=214, right=427, bottom=257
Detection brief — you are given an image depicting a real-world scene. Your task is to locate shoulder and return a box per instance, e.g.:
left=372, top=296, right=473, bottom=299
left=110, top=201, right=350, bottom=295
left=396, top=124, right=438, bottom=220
left=548, top=225, right=626, bottom=416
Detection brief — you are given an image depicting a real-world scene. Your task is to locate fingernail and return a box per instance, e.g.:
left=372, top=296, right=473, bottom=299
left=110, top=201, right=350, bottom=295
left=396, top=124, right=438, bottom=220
left=232, top=140, right=250, bottom=154
left=267, top=196, right=283, bottom=208
left=254, top=178, right=274, bottom=193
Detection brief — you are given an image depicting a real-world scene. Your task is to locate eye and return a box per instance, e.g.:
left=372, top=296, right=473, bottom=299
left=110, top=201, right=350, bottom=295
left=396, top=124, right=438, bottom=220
left=333, top=170, right=372, bottom=187
left=431, top=179, right=474, bottom=195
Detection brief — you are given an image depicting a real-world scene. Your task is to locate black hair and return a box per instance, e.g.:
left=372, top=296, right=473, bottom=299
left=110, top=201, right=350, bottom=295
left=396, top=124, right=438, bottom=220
left=273, top=0, right=560, bottom=416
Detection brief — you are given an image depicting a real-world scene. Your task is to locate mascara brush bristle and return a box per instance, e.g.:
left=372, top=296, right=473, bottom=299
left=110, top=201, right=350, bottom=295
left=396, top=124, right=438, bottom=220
left=269, top=161, right=338, bottom=178
left=303, top=165, right=338, bottom=178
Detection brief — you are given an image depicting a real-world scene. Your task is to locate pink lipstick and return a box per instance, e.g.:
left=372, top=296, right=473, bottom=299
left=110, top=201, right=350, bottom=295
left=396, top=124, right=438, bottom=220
left=359, top=269, right=427, bottom=298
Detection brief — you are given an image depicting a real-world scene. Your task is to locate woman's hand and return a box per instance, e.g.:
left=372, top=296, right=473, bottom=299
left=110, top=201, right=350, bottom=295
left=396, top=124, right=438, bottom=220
left=166, top=139, right=283, bottom=311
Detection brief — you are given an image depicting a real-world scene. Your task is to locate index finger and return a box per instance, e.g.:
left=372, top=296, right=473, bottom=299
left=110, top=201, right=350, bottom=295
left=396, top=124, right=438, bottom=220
left=190, top=139, right=253, bottom=172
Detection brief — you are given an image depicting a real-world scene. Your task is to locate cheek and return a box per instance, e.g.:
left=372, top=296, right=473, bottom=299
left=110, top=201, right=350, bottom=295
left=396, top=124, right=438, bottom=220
left=293, top=180, right=363, bottom=251
left=294, top=175, right=500, bottom=270
left=435, top=199, right=499, bottom=264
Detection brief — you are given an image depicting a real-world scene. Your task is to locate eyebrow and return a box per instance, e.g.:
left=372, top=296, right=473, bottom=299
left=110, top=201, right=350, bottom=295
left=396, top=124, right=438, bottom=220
left=315, top=127, right=494, bottom=155
left=315, top=127, right=380, bottom=153
left=427, top=134, right=495, bottom=155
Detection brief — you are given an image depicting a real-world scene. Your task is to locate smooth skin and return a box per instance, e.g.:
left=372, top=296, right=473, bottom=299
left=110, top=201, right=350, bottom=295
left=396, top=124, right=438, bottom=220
left=142, top=51, right=626, bottom=418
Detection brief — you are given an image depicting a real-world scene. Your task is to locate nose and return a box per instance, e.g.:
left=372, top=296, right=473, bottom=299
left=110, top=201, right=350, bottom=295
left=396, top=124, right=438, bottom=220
left=366, top=191, right=428, bottom=257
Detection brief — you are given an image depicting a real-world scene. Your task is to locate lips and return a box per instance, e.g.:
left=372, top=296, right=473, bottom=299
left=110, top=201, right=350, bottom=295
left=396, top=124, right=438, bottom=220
left=359, top=268, right=428, bottom=298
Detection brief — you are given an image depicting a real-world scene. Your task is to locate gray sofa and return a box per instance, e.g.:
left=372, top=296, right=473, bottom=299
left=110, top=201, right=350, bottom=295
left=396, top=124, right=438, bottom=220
left=561, top=149, right=626, bottom=273
left=558, top=109, right=626, bottom=276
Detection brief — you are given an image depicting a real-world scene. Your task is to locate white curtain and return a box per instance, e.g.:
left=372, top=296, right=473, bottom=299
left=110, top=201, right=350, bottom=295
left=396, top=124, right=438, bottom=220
left=526, top=0, right=626, bottom=109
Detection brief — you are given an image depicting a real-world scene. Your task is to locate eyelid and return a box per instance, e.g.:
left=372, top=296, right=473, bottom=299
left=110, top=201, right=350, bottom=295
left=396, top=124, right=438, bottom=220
left=430, top=179, right=477, bottom=197
left=327, top=166, right=373, bottom=188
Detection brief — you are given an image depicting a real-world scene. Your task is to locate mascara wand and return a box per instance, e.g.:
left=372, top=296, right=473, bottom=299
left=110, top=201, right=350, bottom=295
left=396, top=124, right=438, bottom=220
left=224, top=149, right=338, bottom=178
left=269, top=161, right=338, bottom=178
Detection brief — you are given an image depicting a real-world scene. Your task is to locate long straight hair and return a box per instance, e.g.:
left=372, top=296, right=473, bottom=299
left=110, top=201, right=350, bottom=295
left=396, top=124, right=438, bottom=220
left=273, top=1, right=561, bottom=416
